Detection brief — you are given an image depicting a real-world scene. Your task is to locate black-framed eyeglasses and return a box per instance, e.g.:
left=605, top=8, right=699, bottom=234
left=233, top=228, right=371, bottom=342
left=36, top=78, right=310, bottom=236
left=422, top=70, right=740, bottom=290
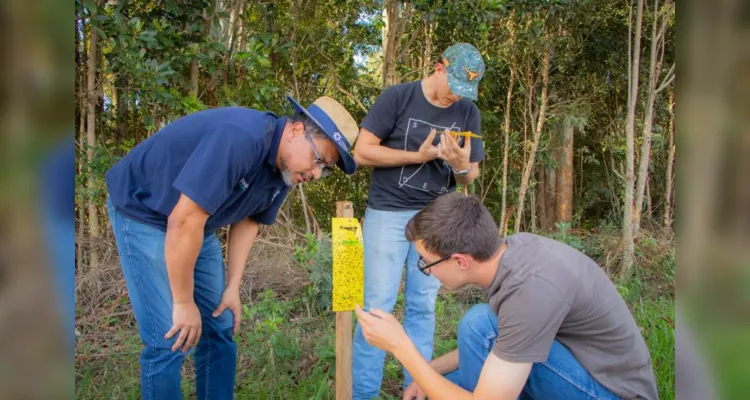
left=417, top=254, right=451, bottom=276
left=304, top=127, right=332, bottom=178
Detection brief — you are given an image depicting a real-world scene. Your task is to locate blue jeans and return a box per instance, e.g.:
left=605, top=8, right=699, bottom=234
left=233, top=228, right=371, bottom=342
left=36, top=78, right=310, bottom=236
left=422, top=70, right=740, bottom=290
left=41, top=197, right=75, bottom=357
left=352, top=208, right=442, bottom=399
left=107, top=199, right=236, bottom=400
left=444, top=304, right=620, bottom=399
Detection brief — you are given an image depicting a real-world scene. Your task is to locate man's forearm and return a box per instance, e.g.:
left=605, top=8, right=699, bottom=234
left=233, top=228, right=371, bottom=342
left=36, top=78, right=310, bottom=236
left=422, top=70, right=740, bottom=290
left=430, top=349, right=459, bottom=375
left=165, top=218, right=204, bottom=304
left=354, top=144, right=425, bottom=167
left=396, top=342, right=472, bottom=400
left=226, top=218, right=260, bottom=289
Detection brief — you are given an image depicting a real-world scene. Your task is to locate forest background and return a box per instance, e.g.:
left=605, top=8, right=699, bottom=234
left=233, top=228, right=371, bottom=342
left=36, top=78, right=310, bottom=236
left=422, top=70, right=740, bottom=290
left=71, top=0, right=685, bottom=398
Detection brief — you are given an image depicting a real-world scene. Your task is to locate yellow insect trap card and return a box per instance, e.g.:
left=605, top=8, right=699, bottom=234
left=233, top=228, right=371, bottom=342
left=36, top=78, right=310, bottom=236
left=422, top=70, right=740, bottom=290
left=331, top=218, right=364, bottom=312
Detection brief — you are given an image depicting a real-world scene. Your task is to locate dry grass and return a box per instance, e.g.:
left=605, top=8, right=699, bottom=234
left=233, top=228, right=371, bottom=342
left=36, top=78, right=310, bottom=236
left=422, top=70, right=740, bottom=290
left=74, top=222, right=312, bottom=361
left=577, top=226, right=675, bottom=296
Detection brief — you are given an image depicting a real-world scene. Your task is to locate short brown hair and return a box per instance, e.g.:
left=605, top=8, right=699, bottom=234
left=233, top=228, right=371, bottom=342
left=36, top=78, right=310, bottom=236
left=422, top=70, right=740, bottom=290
left=405, top=193, right=502, bottom=261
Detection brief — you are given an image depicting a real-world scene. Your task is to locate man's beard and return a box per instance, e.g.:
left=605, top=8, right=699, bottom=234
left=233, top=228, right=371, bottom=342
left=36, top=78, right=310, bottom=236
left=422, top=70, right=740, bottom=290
left=279, top=158, right=295, bottom=187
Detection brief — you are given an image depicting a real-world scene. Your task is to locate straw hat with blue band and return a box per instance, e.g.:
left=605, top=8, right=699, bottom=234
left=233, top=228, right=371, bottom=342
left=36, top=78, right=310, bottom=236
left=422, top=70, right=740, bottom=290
left=286, top=95, right=360, bottom=175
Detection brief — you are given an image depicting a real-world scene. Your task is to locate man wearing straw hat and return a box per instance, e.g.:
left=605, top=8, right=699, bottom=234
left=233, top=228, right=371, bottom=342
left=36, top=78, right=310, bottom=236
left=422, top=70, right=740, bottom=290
left=352, top=42, right=486, bottom=399
left=104, top=95, right=359, bottom=400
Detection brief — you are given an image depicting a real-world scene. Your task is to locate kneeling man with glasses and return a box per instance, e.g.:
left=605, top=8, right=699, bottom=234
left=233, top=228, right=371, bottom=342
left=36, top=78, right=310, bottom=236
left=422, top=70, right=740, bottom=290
left=356, top=192, right=658, bottom=400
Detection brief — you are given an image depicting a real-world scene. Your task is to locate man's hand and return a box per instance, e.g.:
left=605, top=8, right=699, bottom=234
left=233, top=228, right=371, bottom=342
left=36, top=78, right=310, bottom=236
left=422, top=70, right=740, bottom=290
left=438, top=129, right=471, bottom=171
left=355, top=305, right=410, bottom=355
left=165, top=301, right=202, bottom=352
left=213, top=287, right=242, bottom=334
left=418, top=129, right=440, bottom=163
left=403, top=381, right=427, bottom=400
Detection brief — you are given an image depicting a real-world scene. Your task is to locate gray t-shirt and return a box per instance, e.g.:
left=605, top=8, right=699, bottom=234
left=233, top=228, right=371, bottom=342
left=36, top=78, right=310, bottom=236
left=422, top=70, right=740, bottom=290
left=360, top=81, right=485, bottom=211
left=484, top=233, right=658, bottom=400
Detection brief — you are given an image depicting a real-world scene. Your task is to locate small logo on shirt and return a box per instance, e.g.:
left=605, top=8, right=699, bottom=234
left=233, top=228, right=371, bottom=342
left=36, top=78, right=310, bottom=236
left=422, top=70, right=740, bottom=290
left=271, top=188, right=281, bottom=202
left=238, top=178, right=249, bottom=191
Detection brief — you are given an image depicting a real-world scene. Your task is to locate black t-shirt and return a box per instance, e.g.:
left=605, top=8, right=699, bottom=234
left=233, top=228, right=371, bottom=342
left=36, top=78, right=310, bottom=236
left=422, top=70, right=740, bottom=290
left=360, top=81, right=485, bottom=210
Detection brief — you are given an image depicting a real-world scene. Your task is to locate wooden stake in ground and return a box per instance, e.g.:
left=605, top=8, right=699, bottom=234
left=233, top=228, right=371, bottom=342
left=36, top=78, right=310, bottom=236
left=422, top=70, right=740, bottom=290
left=333, top=201, right=363, bottom=400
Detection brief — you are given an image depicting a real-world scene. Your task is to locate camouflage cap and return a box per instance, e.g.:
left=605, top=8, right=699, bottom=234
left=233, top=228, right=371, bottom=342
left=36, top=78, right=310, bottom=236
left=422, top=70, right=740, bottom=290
left=441, top=43, right=485, bottom=101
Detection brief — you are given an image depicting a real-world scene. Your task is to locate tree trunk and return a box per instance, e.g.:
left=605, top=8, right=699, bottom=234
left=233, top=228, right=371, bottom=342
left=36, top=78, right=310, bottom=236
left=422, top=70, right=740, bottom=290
left=190, top=60, right=199, bottom=97
left=238, top=17, right=247, bottom=52
left=131, top=94, right=140, bottom=144
left=115, top=76, right=129, bottom=154
left=98, top=47, right=105, bottom=145
left=382, top=0, right=412, bottom=87
left=544, top=123, right=560, bottom=230
left=515, top=32, right=551, bottom=234
left=546, top=160, right=557, bottom=228
left=75, top=18, right=83, bottom=136
left=290, top=0, right=301, bottom=98
left=263, top=2, right=276, bottom=69
left=634, top=0, right=671, bottom=236
left=500, top=16, right=516, bottom=236
left=646, top=177, right=652, bottom=220
left=299, top=186, right=311, bottom=234
left=500, top=66, right=516, bottom=236
left=422, top=19, right=434, bottom=79
left=530, top=185, right=537, bottom=233
left=556, top=121, right=574, bottom=225
left=538, top=164, right=548, bottom=230
left=77, top=17, right=87, bottom=271
left=523, top=67, right=534, bottom=171
left=578, top=144, right=584, bottom=215
left=664, top=90, right=675, bottom=230
left=621, top=0, right=645, bottom=280
left=86, top=14, right=101, bottom=268
left=223, top=0, right=243, bottom=87
left=112, top=85, right=119, bottom=140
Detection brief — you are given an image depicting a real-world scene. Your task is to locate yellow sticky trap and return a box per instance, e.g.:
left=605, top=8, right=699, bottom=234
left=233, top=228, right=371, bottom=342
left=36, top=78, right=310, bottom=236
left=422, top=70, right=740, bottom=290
left=332, top=218, right=364, bottom=311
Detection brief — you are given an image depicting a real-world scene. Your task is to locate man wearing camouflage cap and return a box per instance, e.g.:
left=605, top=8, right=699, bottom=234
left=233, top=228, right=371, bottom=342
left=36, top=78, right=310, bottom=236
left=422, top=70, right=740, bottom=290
left=352, top=43, right=486, bottom=398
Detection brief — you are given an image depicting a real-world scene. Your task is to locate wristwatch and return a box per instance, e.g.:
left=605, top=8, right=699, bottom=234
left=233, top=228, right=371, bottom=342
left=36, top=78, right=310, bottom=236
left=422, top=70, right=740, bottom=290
left=452, top=165, right=472, bottom=176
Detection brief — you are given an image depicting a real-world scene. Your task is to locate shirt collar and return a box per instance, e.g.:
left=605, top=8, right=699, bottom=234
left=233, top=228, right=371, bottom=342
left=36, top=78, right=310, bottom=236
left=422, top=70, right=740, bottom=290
left=266, top=116, right=287, bottom=170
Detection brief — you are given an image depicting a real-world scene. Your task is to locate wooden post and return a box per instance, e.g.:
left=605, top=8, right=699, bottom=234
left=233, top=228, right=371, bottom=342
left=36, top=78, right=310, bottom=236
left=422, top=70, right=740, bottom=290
left=335, top=201, right=354, bottom=400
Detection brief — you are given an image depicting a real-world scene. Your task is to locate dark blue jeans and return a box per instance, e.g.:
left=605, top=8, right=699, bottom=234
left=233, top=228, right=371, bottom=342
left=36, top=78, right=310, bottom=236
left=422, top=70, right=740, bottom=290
left=445, top=304, right=620, bottom=399
left=107, top=199, right=236, bottom=400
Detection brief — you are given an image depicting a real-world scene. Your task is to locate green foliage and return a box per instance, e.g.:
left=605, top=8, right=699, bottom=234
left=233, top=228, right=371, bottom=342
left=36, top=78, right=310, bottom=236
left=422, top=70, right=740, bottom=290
left=242, top=289, right=300, bottom=367
left=549, top=222, right=584, bottom=251
left=294, top=233, right=334, bottom=312
left=632, top=297, right=675, bottom=400
left=76, top=0, right=675, bottom=235
left=76, top=142, right=122, bottom=206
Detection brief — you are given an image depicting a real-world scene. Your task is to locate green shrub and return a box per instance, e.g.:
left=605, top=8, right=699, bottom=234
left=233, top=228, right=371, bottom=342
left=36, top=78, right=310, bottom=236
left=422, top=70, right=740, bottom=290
left=294, top=233, right=334, bottom=312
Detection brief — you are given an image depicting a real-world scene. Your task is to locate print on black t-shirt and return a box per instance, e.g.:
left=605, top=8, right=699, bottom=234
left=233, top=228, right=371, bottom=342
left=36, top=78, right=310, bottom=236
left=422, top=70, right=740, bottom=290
left=398, top=118, right=463, bottom=195
left=360, top=81, right=485, bottom=211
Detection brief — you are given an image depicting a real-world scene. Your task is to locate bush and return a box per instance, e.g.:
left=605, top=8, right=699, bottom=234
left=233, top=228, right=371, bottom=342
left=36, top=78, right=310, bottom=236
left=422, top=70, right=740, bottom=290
left=294, top=233, right=333, bottom=312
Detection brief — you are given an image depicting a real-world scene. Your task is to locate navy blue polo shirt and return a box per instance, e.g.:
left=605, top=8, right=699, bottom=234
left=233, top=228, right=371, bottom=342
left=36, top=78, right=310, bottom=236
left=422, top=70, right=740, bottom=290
left=106, top=107, right=290, bottom=232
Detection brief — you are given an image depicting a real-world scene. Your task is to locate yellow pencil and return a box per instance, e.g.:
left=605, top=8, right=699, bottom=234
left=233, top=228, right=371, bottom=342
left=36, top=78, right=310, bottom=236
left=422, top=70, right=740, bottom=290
left=449, top=131, right=483, bottom=139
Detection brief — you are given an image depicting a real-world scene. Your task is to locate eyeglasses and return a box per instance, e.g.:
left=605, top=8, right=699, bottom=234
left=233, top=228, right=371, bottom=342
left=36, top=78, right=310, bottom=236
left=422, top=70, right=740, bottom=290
left=304, top=127, right=332, bottom=178
left=417, top=254, right=451, bottom=276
